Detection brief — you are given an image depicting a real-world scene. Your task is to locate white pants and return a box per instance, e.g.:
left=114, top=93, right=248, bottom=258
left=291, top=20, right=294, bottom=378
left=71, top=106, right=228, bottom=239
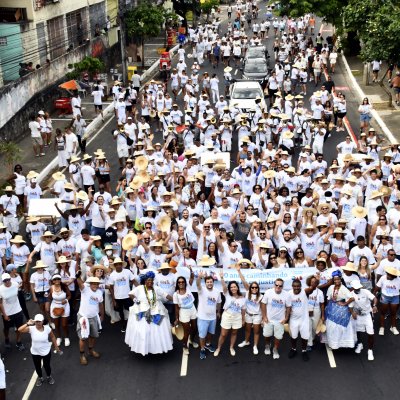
left=211, top=88, right=220, bottom=103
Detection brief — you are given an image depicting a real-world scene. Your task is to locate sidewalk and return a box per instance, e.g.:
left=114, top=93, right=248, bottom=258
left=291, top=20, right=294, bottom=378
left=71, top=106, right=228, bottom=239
left=343, top=56, right=400, bottom=142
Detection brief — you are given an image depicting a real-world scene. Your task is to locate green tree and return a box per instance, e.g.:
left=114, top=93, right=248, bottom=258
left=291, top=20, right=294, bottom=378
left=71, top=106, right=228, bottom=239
left=125, top=2, right=167, bottom=66
left=0, top=141, right=22, bottom=175
left=343, top=0, right=400, bottom=62
left=66, top=57, right=104, bottom=80
left=200, top=0, right=220, bottom=21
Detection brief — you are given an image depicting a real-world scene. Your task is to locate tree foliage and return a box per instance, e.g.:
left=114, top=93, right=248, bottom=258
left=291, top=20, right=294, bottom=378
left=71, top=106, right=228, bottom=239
left=66, top=57, right=104, bottom=79
left=200, top=0, right=220, bottom=16
left=125, top=2, right=166, bottom=39
left=343, top=0, right=400, bottom=61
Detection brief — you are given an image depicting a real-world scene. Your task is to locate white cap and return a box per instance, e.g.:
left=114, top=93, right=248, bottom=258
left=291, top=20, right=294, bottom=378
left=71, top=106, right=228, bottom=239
left=34, top=314, right=45, bottom=322
left=1, top=273, right=11, bottom=281
left=351, top=281, right=363, bottom=290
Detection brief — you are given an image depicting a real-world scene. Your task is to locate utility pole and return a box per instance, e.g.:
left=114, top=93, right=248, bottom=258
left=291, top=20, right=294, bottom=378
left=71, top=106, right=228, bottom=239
left=118, top=0, right=128, bottom=84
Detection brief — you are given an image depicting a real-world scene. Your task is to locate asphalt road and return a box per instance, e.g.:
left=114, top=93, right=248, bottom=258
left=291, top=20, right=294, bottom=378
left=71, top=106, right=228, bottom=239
left=3, top=4, right=390, bottom=400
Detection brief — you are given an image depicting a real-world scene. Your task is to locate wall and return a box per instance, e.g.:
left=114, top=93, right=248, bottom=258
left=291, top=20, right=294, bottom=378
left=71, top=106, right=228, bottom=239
left=0, top=38, right=120, bottom=141
left=0, top=24, right=23, bottom=81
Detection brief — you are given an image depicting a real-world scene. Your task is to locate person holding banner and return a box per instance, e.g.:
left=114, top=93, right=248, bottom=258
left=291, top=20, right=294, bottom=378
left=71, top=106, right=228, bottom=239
left=236, top=266, right=263, bottom=355
left=261, top=278, right=291, bottom=360
left=214, top=272, right=245, bottom=357
left=323, top=270, right=356, bottom=349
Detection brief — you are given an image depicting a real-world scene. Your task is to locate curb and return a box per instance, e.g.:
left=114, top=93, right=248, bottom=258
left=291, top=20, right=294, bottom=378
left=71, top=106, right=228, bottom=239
left=36, top=43, right=180, bottom=185
left=340, top=52, right=397, bottom=144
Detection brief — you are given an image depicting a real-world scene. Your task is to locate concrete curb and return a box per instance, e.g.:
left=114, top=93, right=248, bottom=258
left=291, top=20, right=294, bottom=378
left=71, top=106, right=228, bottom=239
left=340, top=52, right=397, bottom=144
left=37, top=43, right=180, bottom=184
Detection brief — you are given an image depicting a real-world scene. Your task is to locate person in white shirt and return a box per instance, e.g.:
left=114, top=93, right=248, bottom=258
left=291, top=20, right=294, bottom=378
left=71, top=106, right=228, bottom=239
left=91, top=85, right=104, bottom=120
left=29, top=115, right=44, bottom=157
left=109, top=257, right=136, bottom=332
left=287, top=279, right=310, bottom=361
left=75, top=273, right=104, bottom=365
left=71, top=92, right=82, bottom=118
left=261, top=278, right=290, bottom=359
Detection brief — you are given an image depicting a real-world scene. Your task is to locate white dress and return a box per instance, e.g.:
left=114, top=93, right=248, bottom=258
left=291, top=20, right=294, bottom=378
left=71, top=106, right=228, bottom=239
left=125, top=285, right=173, bottom=356
left=321, top=285, right=356, bottom=349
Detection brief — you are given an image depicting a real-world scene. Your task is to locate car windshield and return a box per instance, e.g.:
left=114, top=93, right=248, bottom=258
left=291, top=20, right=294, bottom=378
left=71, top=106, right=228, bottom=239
left=247, top=48, right=265, bottom=58
left=244, top=61, right=268, bottom=73
left=232, top=88, right=262, bottom=99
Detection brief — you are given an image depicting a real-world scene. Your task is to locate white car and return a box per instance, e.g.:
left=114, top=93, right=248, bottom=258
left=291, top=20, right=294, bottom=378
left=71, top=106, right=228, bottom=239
left=228, top=81, right=266, bottom=112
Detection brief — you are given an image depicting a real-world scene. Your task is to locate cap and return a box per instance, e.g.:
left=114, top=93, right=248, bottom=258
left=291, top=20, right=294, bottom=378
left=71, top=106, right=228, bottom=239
left=34, top=314, right=45, bottom=322
left=1, top=273, right=11, bottom=281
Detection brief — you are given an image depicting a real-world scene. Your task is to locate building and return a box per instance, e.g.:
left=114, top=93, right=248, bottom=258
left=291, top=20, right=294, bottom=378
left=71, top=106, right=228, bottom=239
left=0, top=0, right=111, bottom=84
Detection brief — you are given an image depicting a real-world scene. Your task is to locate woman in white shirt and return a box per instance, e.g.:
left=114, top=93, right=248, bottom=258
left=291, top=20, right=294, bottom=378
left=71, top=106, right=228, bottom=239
left=358, top=97, right=373, bottom=133
left=18, top=314, right=61, bottom=387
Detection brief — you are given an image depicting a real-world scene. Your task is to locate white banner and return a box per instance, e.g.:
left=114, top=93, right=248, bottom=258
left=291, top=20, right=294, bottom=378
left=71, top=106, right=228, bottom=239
left=176, top=266, right=317, bottom=292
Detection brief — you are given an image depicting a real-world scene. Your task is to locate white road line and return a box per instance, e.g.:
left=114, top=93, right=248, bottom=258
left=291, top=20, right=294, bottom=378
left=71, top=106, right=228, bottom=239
left=325, top=344, right=337, bottom=368
left=21, top=370, right=38, bottom=400
left=180, top=352, right=188, bottom=376
left=234, top=69, right=238, bottom=75
left=178, top=89, right=182, bottom=96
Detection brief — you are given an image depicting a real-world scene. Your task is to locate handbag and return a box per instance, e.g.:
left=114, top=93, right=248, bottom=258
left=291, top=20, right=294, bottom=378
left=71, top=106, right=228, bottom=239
left=53, top=307, right=64, bottom=317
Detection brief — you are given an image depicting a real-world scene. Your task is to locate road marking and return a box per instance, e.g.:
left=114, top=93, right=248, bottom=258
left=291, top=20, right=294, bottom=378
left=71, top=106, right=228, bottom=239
left=178, top=89, right=182, bottom=96
left=325, top=344, right=337, bottom=368
left=234, top=69, right=238, bottom=75
left=51, top=118, right=94, bottom=122
left=334, top=86, right=350, bottom=91
left=22, top=370, right=38, bottom=400
left=180, top=352, right=188, bottom=376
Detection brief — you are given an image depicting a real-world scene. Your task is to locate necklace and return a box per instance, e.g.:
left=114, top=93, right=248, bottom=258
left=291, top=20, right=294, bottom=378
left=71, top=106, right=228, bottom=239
left=144, top=286, right=156, bottom=308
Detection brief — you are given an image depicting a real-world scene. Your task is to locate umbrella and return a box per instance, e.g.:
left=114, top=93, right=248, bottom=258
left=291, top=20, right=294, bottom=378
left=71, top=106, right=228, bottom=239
left=59, top=80, right=82, bottom=91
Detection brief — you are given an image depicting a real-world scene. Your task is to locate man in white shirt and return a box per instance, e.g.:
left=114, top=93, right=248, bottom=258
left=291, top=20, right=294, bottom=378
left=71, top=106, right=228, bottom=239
left=261, top=278, right=290, bottom=359
left=76, top=273, right=104, bottom=365
left=0, top=187, right=20, bottom=234
left=29, top=115, right=44, bottom=157
left=71, top=92, right=82, bottom=118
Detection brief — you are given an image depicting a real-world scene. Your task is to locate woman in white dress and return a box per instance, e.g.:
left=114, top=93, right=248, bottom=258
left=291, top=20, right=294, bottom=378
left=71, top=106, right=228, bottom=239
left=323, top=270, right=356, bottom=349
left=125, top=271, right=173, bottom=356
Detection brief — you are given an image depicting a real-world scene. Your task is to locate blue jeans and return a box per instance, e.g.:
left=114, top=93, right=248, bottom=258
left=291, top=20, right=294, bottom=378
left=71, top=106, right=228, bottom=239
left=91, top=226, right=105, bottom=236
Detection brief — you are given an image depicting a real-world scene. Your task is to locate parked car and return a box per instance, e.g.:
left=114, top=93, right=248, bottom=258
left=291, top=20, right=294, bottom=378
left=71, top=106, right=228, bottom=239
left=244, top=45, right=270, bottom=68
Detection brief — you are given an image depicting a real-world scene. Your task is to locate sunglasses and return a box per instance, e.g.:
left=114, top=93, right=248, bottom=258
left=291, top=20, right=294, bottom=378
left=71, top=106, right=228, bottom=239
left=250, top=286, right=258, bottom=289
left=275, top=284, right=283, bottom=288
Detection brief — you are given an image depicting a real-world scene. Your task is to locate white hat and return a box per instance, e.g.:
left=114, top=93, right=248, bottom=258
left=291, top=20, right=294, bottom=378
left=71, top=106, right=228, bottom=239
left=351, top=281, right=363, bottom=290
left=1, top=273, right=11, bottom=281
left=34, top=314, right=45, bottom=322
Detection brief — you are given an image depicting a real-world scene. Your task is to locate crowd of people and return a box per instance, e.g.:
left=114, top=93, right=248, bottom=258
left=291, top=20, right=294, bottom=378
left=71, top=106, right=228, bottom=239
left=2, top=0, right=400, bottom=394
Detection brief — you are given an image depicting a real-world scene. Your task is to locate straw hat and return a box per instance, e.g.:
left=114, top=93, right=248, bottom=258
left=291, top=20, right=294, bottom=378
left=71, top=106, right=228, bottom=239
left=238, top=258, right=253, bottom=267
left=172, top=322, right=184, bottom=340
left=55, top=256, right=71, bottom=264
left=342, top=262, right=356, bottom=272
left=64, top=182, right=74, bottom=191
left=369, top=190, right=382, bottom=200
left=197, top=255, right=217, bottom=267
left=26, top=171, right=39, bottom=180
left=138, top=171, right=150, bottom=182
left=231, top=188, right=242, bottom=196
left=130, top=176, right=143, bottom=190
left=58, top=227, right=72, bottom=236
left=302, top=207, right=317, bottom=217
left=112, top=218, right=126, bottom=227
left=285, top=94, right=294, bottom=101
left=150, top=240, right=164, bottom=248
left=82, top=154, right=92, bottom=161
left=286, top=166, right=296, bottom=174
left=385, top=266, right=400, bottom=276
left=317, top=203, right=332, bottom=213
left=224, top=66, right=232, bottom=73
left=346, top=175, right=357, bottom=183
left=76, top=190, right=89, bottom=201
left=70, top=155, right=81, bottom=163
left=122, top=233, right=138, bottom=250
left=90, top=265, right=107, bottom=275
left=316, top=319, right=327, bottom=334
left=135, top=156, right=148, bottom=171
left=91, top=235, right=102, bottom=241
left=52, top=171, right=65, bottom=181
left=41, top=231, right=55, bottom=240
left=352, top=206, right=367, bottom=218
left=86, top=277, right=100, bottom=284
left=266, top=215, right=278, bottom=224
left=32, top=260, right=48, bottom=269
left=380, top=186, right=391, bottom=196
left=10, top=235, right=25, bottom=244
left=158, top=215, right=171, bottom=232
left=111, top=257, right=127, bottom=267
left=158, top=263, right=172, bottom=270
left=303, top=224, right=317, bottom=232
left=26, top=216, right=40, bottom=223
left=342, top=189, right=353, bottom=197
left=263, top=170, right=276, bottom=179
left=93, top=149, right=104, bottom=156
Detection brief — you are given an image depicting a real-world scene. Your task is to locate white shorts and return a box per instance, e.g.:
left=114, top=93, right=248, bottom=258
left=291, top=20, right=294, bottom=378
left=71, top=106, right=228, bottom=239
left=117, top=146, right=129, bottom=158
left=289, top=319, right=310, bottom=340
left=179, top=306, right=197, bottom=323
left=0, top=359, right=5, bottom=389
left=355, top=314, right=374, bottom=335
left=3, top=215, right=19, bottom=234
left=50, top=302, right=71, bottom=319
left=221, top=311, right=242, bottom=330
left=245, top=313, right=262, bottom=325
left=263, top=321, right=284, bottom=340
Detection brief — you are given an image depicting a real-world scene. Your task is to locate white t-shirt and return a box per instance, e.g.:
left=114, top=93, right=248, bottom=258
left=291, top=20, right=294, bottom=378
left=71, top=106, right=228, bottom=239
left=197, top=286, right=221, bottom=320
left=262, top=288, right=290, bottom=322
left=154, top=273, right=177, bottom=296
left=29, top=121, right=41, bottom=138
left=287, top=289, right=309, bottom=320
left=109, top=269, right=135, bottom=299
left=30, top=271, right=52, bottom=293
left=307, top=287, right=324, bottom=312
left=78, top=286, right=103, bottom=318
left=0, top=282, right=22, bottom=316
left=376, top=275, right=400, bottom=297
left=173, top=290, right=195, bottom=309
left=223, top=293, right=246, bottom=314
left=29, top=325, right=52, bottom=356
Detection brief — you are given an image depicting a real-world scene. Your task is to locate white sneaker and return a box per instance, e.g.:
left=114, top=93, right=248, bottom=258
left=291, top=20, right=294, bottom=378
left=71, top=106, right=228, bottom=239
left=56, top=338, right=62, bottom=346
left=390, top=327, right=400, bottom=335
left=238, top=341, right=250, bottom=348
left=379, top=327, right=385, bottom=336
left=253, top=346, right=259, bottom=355
left=368, top=350, right=374, bottom=361
left=214, top=349, right=220, bottom=357
left=272, top=348, right=280, bottom=360
left=355, top=343, right=363, bottom=354
left=264, top=346, right=271, bottom=356
left=230, top=348, right=236, bottom=356
left=64, top=338, right=70, bottom=347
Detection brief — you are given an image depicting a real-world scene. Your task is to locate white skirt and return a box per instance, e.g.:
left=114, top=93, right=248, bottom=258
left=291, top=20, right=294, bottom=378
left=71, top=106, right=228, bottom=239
left=125, top=308, right=173, bottom=356
left=321, top=319, right=356, bottom=349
